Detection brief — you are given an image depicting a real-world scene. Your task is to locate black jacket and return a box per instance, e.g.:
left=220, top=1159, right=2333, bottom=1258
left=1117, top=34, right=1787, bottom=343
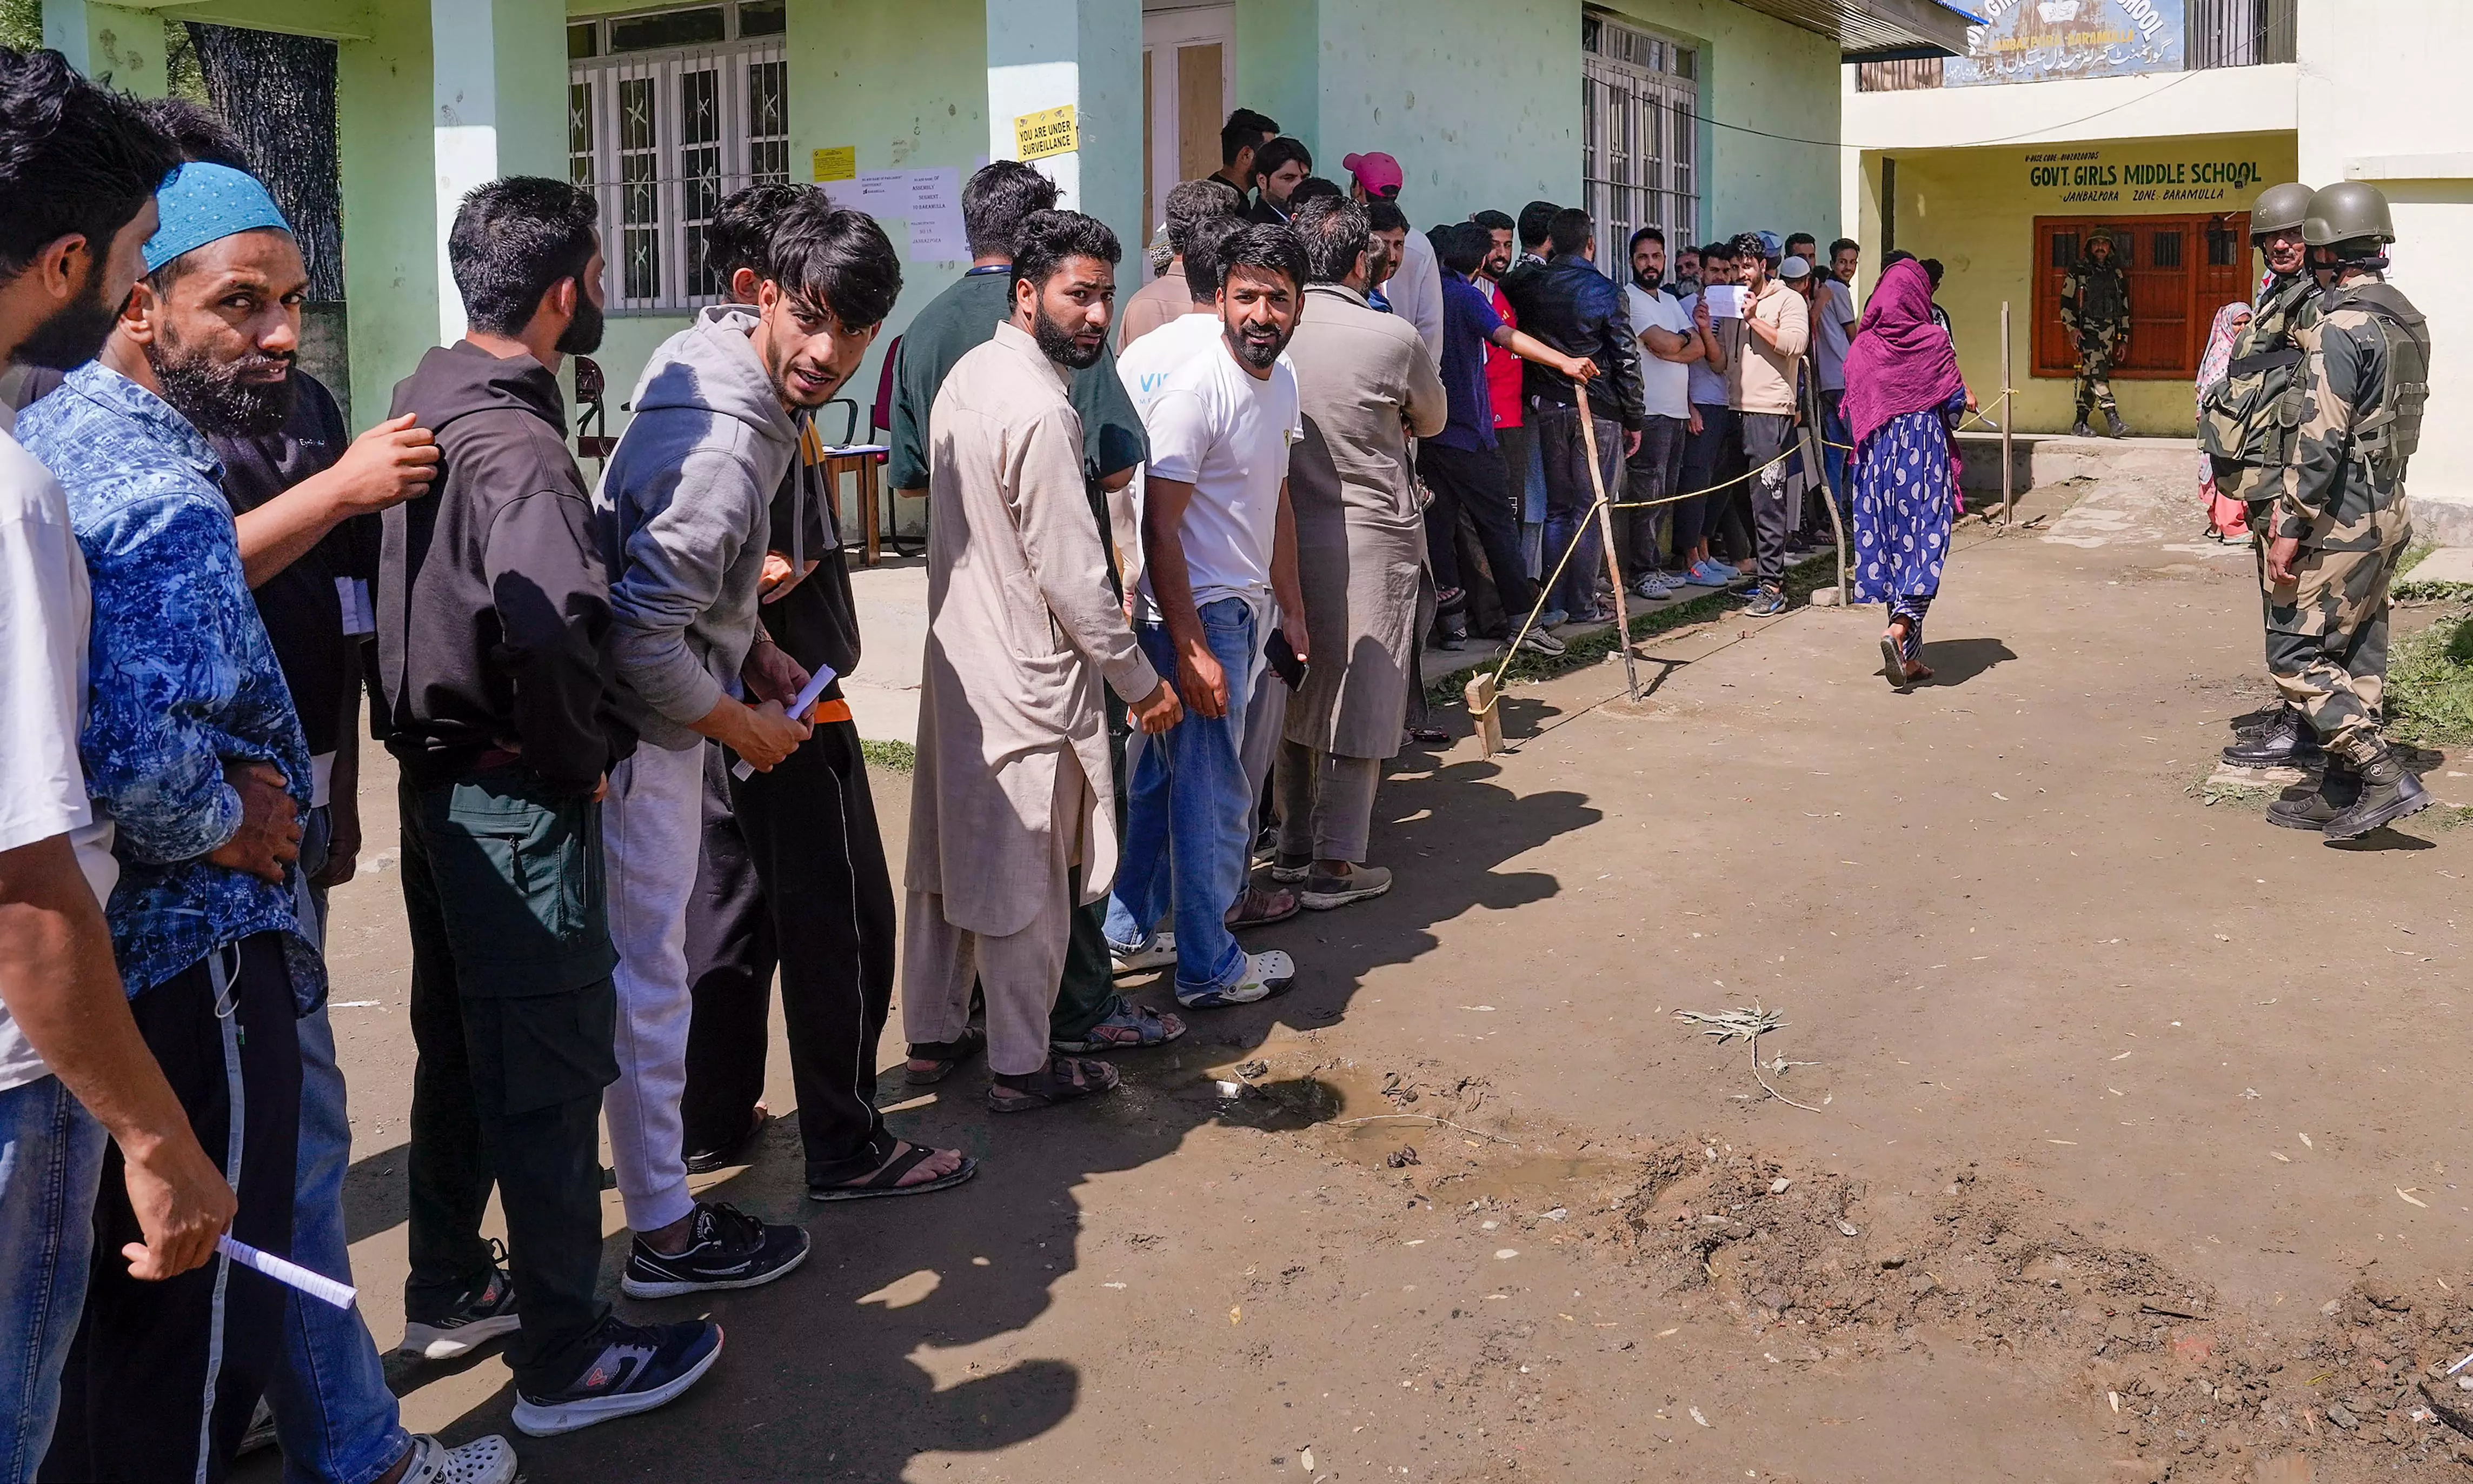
left=1500, top=254, right=1648, bottom=430
left=378, top=342, right=631, bottom=795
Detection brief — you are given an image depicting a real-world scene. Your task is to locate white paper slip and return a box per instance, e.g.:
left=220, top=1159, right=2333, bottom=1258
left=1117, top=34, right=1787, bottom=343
left=1701, top=285, right=1746, bottom=319
left=732, top=664, right=839, bottom=780
left=220, top=1235, right=356, bottom=1309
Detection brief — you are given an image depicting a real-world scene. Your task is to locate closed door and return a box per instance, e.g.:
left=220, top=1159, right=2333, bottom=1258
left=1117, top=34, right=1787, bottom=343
left=2032, top=212, right=2253, bottom=380
left=1142, top=4, right=1234, bottom=280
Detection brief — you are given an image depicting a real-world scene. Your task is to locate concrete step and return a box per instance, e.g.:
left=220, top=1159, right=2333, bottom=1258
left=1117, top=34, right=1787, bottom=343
left=1954, top=430, right=2196, bottom=496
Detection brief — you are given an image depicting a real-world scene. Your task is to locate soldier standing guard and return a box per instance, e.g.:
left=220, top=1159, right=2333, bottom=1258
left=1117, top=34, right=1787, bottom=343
left=2210, top=182, right=2328, bottom=774
left=2254, top=182, right=2433, bottom=840
left=2059, top=226, right=2132, bottom=438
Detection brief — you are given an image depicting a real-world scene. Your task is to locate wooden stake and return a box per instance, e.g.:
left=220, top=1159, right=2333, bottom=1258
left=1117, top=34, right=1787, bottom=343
left=1575, top=409, right=1641, bottom=703
left=1464, top=673, right=1504, bottom=757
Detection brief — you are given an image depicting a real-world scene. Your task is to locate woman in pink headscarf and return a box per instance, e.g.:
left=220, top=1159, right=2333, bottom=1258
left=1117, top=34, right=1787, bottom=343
left=2194, top=301, right=2254, bottom=540
left=1843, top=256, right=1970, bottom=688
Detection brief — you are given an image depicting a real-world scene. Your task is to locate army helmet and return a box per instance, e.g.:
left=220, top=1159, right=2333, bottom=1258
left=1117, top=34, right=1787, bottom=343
left=2084, top=224, right=2115, bottom=255
left=2302, top=181, right=2395, bottom=251
left=2248, top=182, right=2314, bottom=239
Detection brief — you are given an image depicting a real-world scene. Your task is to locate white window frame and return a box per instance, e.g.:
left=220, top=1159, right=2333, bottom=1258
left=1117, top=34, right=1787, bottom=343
left=569, top=9, right=788, bottom=315
left=1582, top=16, right=1699, bottom=277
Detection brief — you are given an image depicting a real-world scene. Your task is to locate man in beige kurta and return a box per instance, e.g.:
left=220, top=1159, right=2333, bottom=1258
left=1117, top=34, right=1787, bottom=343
left=906, top=308, right=1179, bottom=1102
left=1275, top=199, right=1448, bottom=911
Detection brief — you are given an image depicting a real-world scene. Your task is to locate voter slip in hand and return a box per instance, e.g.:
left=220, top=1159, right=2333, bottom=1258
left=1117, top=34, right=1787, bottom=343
left=1700, top=285, right=1746, bottom=319
left=220, top=1235, right=356, bottom=1309
left=732, top=664, right=837, bottom=780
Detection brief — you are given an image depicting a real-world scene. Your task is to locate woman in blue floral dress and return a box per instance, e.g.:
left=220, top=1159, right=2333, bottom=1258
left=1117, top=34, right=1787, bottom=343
left=1843, top=258, right=1970, bottom=687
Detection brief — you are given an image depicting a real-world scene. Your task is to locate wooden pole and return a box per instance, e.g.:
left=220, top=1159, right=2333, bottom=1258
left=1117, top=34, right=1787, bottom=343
left=2000, top=301, right=2016, bottom=527
left=1464, top=673, right=1504, bottom=757
left=1575, top=409, right=1641, bottom=703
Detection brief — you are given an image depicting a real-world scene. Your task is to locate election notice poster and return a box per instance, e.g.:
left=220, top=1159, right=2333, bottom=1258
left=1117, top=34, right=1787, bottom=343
left=1944, top=0, right=2184, bottom=86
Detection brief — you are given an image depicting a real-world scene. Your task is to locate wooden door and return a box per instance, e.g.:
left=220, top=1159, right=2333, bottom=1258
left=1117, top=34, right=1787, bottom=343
left=1141, top=5, right=1234, bottom=280
left=2032, top=212, right=2252, bottom=380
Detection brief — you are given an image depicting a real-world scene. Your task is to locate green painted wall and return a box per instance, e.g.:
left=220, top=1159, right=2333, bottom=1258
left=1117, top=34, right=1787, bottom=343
left=1307, top=0, right=1579, bottom=227
left=1235, top=0, right=1317, bottom=151
left=337, top=0, right=437, bottom=429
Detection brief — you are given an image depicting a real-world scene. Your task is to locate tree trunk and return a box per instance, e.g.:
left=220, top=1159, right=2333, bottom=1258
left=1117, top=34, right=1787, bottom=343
left=185, top=23, right=342, bottom=302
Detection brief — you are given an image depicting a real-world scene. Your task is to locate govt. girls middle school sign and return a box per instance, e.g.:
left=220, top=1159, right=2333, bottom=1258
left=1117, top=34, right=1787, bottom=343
left=1946, top=0, right=2183, bottom=86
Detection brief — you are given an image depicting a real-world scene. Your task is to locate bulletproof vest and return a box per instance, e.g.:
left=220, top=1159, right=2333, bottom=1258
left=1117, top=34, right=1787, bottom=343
left=2198, top=274, right=2318, bottom=494
left=2072, top=263, right=2129, bottom=326
left=2329, top=280, right=2429, bottom=483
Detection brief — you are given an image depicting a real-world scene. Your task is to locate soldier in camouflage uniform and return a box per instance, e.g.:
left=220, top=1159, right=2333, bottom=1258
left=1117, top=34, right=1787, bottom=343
left=2059, top=226, right=2131, bottom=438
left=2211, top=182, right=2328, bottom=774
left=2253, top=182, right=2434, bottom=839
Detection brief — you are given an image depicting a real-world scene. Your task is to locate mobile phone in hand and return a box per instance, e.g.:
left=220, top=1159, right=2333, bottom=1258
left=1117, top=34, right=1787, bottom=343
left=1265, top=629, right=1306, bottom=688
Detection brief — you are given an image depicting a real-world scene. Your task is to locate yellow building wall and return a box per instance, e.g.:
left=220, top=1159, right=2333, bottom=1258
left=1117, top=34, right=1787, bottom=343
left=1883, top=131, right=2297, bottom=437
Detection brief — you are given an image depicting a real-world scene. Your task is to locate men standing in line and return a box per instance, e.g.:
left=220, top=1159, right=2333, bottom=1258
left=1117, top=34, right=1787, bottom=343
left=1248, top=138, right=1314, bottom=226
left=2060, top=225, right=2132, bottom=438
left=1274, top=198, right=1446, bottom=911
left=1502, top=207, right=1645, bottom=625
left=1213, top=109, right=1279, bottom=205
left=26, top=160, right=316, bottom=1481
left=1675, top=241, right=1745, bottom=587
left=905, top=211, right=1184, bottom=1112
left=1120, top=178, right=1244, bottom=351
left=383, top=177, right=722, bottom=1437
left=0, top=50, right=237, bottom=1480
left=675, top=189, right=972, bottom=1203
left=1623, top=225, right=1700, bottom=598
left=1107, top=223, right=1311, bottom=1008
left=2255, top=183, right=2434, bottom=841
left=889, top=161, right=1180, bottom=1076
left=1421, top=221, right=1589, bottom=654
left=1345, top=152, right=1443, bottom=368
left=1814, top=238, right=1862, bottom=511
left=596, top=208, right=913, bottom=1295
left=2212, top=183, right=2327, bottom=776
left=1718, top=230, right=1809, bottom=617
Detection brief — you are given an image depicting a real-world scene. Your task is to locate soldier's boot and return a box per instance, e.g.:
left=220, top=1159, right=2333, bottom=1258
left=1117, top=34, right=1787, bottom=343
left=2266, top=757, right=2359, bottom=831
left=2071, top=416, right=2096, bottom=438
left=2104, top=409, right=2129, bottom=439
left=2322, top=738, right=2432, bottom=841
left=2221, top=705, right=2323, bottom=768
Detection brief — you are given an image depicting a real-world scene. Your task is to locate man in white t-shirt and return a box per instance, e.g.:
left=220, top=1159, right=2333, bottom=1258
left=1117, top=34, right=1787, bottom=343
left=1105, top=222, right=1310, bottom=1012
left=1623, top=227, right=1707, bottom=594
left=1815, top=237, right=1862, bottom=512
left=0, top=54, right=234, bottom=1475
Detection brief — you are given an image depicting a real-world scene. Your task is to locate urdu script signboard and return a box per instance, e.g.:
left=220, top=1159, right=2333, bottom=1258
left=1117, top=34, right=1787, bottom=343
left=1945, top=0, right=2184, bottom=86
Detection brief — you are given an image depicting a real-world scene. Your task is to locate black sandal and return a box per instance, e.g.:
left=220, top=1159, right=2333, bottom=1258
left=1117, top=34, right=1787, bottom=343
left=683, top=1104, right=767, bottom=1174
left=905, top=1026, right=986, bottom=1086
left=987, top=1055, right=1120, bottom=1114
left=807, top=1136, right=979, bottom=1202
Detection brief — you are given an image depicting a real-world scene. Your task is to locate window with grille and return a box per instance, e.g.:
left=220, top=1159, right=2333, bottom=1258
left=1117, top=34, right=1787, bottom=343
left=568, top=3, right=790, bottom=314
left=1581, top=14, right=1699, bottom=275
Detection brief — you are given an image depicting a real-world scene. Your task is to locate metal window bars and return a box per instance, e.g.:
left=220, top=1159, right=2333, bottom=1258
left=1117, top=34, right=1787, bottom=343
left=1582, top=16, right=1700, bottom=274
left=569, top=39, right=789, bottom=314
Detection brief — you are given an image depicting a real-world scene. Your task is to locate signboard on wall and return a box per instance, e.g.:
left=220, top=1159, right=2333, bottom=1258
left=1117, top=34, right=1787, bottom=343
left=1946, top=0, right=2183, bottom=86
left=2022, top=147, right=2265, bottom=206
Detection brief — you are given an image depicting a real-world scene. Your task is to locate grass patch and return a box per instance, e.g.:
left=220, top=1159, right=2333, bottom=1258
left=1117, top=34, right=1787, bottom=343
left=860, top=738, right=916, bottom=772
left=2383, top=605, right=2473, bottom=747
left=1425, top=552, right=1843, bottom=706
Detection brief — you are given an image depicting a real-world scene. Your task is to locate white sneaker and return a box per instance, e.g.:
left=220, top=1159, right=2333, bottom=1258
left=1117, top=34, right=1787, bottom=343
left=400, top=1432, right=519, bottom=1484
left=1110, top=933, right=1178, bottom=976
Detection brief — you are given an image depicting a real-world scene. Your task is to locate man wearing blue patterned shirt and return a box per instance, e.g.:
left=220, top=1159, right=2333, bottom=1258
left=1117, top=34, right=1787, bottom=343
left=19, top=161, right=316, bottom=1481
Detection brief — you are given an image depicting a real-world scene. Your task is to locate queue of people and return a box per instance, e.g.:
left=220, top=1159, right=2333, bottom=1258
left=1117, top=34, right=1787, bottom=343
left=0, top=57, right=2024, bottom=1480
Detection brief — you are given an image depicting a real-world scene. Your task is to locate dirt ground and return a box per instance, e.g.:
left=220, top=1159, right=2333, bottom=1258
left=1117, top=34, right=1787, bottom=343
left=257, top=470, right=2473, bottom=1483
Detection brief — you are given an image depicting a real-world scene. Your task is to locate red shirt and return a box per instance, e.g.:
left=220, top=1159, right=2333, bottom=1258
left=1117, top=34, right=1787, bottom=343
left=1479, top=277, right=1523, bottom=430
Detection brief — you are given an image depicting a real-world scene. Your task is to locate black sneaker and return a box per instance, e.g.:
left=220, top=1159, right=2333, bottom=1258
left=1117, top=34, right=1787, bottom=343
left=400, top=1252, right=521, bottom=1360
left=510, top=1316, right=722, bottom=1438
left=620, top=1201, right=809, bottom=1299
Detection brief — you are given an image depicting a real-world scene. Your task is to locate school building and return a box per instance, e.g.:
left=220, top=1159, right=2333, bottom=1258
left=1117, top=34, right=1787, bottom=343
left=38, top=0, right=1967, bottom=458
left=1843, top=0, right=2473, bottom=536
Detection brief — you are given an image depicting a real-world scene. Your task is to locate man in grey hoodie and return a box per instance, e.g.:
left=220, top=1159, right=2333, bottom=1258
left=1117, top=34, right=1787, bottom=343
left=594, top=204, right=902, bottom=1297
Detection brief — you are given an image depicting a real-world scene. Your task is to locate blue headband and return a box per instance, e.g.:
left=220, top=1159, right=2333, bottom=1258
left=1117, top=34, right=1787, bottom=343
left=142, top=162, right=291, bottom=275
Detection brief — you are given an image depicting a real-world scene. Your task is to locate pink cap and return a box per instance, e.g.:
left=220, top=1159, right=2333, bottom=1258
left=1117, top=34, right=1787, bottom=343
left=1341, top=151, right=1404, bottom=198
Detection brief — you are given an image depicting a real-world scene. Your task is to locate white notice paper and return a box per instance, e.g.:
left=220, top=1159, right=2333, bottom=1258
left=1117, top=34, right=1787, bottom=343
left=905, top=168, right=965, bottom=260
left=1700, top=285, right=1746, bottom=319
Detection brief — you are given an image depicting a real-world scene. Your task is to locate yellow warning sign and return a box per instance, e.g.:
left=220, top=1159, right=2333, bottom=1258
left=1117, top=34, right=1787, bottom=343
left=1013, top=104, right=1077, bottom=163
left=810, top=146, right=857, bottom=183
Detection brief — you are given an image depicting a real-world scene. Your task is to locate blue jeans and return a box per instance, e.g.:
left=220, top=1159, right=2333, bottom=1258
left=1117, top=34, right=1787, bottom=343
left=1105, top=599, right=1258, bottom=998
left=0, top=1074, right=105, bottom=1482
left=266, top=803, right=414, bottom=1484
left=1518, top=422, right=1547, bottom=580
left=1537, top=403, right=1623, bottom=617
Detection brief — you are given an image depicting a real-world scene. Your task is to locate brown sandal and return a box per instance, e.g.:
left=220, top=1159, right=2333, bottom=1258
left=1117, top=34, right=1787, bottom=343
left=905, top=1026, right=986, bottom=1085
left=987, top=1055, right=1120, bottom=1113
